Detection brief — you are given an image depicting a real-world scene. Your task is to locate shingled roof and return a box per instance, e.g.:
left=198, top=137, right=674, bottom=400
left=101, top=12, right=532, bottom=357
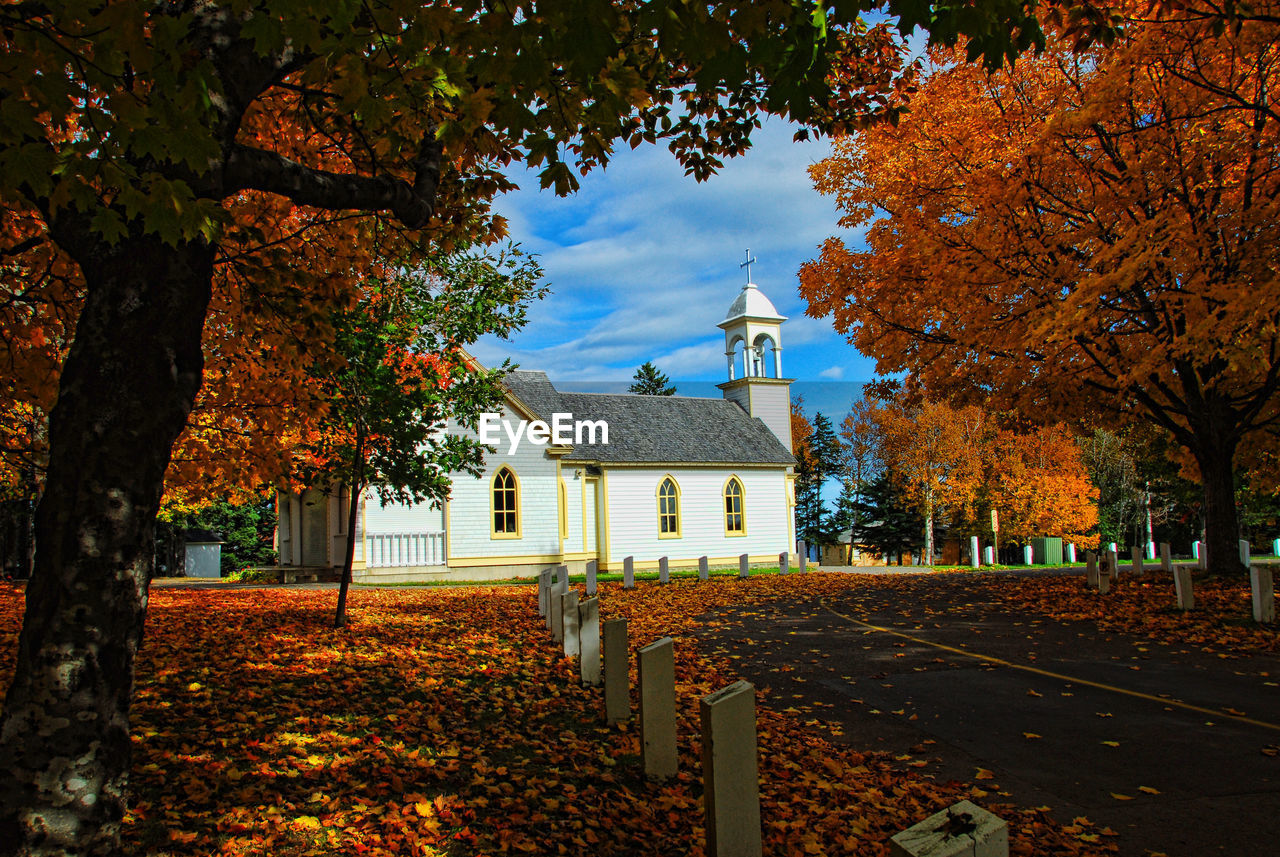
left=503, top=370, right=795, bottom=466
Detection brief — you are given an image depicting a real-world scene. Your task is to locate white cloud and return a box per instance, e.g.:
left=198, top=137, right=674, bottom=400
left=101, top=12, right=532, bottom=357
left=818, top=366, right=845, bottom=380
left=478, top=118, right=879, bottom=385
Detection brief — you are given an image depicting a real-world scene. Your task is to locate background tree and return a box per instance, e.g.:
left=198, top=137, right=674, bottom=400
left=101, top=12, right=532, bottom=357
left=831, top=395, right=882, bottom=534
left=848, top=471, right=927, bottom=564
left=628, top=361, right=676, bottom=396
left=794, top=403, right=842, bottom=548
left=155, top=494, right=279, bottom=577
left=801, top=4, right=1280, bottom=575
left=874, top=400, right=981, bottom=564
left=987, top=423, right=1099, bottom=545
left=308, top=246, right=545, bottom=627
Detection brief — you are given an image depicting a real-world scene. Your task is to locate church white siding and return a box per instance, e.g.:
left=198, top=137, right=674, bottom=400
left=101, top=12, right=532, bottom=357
left=747, top=384, right=793, bottom=452
left=445, top=404, right=561, bottom=562
left=602, top=467, right=790, bottom=567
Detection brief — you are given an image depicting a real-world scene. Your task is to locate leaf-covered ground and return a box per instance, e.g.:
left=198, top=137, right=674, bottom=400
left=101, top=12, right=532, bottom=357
left=5, top=569, right=1266, bottom=856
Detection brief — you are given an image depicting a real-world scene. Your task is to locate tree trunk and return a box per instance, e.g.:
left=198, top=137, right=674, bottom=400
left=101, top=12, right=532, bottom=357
left=1192, top=432, right=1244, bottom=575
left=334, top=434, right=365, bottom=629
left=0, top=234, right=215, bottom=857
left=923, top=489, right=934, bottom=566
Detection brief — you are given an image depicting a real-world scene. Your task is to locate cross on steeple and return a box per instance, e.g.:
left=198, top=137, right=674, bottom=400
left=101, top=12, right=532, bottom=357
left=740, top=249, right=757, bottom=285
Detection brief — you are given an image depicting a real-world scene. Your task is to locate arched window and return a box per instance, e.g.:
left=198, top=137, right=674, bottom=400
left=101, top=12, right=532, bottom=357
left=657, top=476, right=681, bottom=538
left=724, top=476, right=745, bottom=535
left=491, top=467, right=520, bottom=538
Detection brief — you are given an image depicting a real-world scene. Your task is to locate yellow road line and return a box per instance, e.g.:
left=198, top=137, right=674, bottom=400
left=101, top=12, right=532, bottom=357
left=818, top=597, right=1280, bottom=734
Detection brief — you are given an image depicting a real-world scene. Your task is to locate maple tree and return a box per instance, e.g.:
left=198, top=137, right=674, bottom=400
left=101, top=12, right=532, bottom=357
left=801, top=2, right=1280, bottom=577
left=987, top=422, right=1100, bottom=546
left=844, top=397, right=1099, bottom=559
left=873, top=400, right=982, bottom=564
left=306, top=246, right=545, bottom=627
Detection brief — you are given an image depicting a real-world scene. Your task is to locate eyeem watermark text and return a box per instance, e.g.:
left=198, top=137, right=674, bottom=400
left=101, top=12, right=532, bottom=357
left=479, top=413, right=608, bottom=453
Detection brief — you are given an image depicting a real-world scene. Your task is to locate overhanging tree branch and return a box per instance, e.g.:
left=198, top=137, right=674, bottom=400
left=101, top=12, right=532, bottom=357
left=224, top=136, right=444, bottom=228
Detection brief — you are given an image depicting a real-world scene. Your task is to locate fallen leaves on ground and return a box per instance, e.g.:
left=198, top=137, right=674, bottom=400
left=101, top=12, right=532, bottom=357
left=964, top=570, right=1280, bottom=657
left=0, top=575, right=1122, bottom=856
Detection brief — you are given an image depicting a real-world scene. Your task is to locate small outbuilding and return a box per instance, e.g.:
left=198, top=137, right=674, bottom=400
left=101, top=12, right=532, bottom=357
left=183, top=529, right=225, bottom=578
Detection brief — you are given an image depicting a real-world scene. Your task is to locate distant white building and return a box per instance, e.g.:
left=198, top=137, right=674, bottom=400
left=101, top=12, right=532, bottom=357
left=277, top=275, right=797, bottom=581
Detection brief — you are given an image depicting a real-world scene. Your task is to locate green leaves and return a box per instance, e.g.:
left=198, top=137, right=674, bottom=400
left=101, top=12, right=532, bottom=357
left=299, top=243, right=547, bottom=509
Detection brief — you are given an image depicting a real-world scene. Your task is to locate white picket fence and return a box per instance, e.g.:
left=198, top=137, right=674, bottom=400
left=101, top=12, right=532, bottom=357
left=366, top=532, right=446, bottom=568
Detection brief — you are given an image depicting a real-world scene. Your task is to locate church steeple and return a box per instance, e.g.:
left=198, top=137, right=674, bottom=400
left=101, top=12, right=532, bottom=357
left=720, top=248, right=786, bottom=379
left=717, top=251, right=793, bottom=452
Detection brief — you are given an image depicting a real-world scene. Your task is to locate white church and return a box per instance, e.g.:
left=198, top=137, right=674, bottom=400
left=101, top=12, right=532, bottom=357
left=275, top=270, right=797, bottom=582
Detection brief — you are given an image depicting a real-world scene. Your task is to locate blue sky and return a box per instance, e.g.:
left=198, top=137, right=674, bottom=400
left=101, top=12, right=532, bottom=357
left=471, top=118, right=878, bottom=423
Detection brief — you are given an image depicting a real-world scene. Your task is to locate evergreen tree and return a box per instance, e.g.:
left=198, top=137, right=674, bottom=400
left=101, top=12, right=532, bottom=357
left=157, top=495, right=278, bottom=576
left=794, top=408, right=842, bottom=544
left=849, top=471, right=925, bottom=563
left=830, top=477, right=861, bottom=535
left=628, top=362, right=676, bottom=396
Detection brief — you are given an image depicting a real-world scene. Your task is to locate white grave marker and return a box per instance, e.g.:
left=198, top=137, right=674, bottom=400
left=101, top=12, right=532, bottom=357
left=1160, top=542, right=1172, bottom=574
left=701, top=681, right=762, bottom=857
left=579, top=596, right=601, bottom=686
left=888, top=800, right=1008, bottom=857
left=970, top=536, right=980, bottom=569
left=623, top=555, right=635, bottom=589
left=779, top=551, right=790, bottom=575
left=562, top=590, right=581, bottom=659
left=1251, top=565, right=1275, bottom=624
left=551, top=590, right=565, bottom=642
left=1174, top=567, right=1194, bottom=610
left=638, top=636, right=678, bottom=778
left=538, top=568, right=551, bottom=618
left=739, top=553, right=750, bottom=578
left=699, top=555, right=709, bottom=581
left=603, top=618, right=630, bottom=723
left=585, top=558, right=598, bottom=596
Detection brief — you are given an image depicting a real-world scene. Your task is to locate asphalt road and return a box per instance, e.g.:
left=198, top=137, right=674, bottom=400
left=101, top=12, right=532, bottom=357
left=696, top=570, right=1280, bottom=857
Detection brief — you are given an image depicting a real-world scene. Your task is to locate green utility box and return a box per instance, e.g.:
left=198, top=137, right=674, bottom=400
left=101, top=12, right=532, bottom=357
left=1031, top=537, right=1063, bottom=565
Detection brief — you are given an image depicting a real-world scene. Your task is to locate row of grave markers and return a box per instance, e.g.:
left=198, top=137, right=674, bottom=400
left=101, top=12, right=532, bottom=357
left=1082, top=542, right=1275, bottom=623
left=555, top=551, right=812, bottom=597
left=535, top=561, right=1010, bottom=857
left=609, top=550, right=808, bottom=590
left=536, top=562, right=764, bottom=855
left=968, top=536, right=1280, bottom=569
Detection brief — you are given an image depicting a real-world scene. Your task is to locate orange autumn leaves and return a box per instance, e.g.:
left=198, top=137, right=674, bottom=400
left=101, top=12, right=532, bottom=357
left=0, top=577, right=1120, bottom=857
left=855, top=398, right=1098, bottom=546
left=797, top=1, right=1280, bottom=564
